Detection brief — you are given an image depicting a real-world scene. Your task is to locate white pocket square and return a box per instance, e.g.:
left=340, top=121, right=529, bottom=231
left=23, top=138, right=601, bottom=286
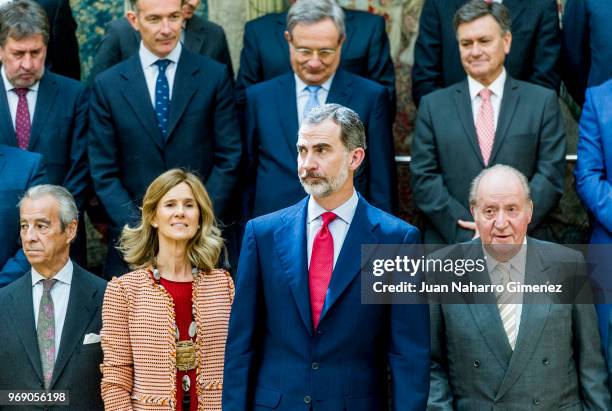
left=83, top=333, right=101, bottom=344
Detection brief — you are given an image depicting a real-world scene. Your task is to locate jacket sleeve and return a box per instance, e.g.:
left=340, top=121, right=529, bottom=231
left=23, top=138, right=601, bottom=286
left=561, top=0, right=590, bottom=105
left=46, top=0, right=80, bottom=80
left=90, top=21, right=124, bottom=82
left=100, top=278, right=134, bottom=410
left=527, top=0, right=562, bottom=92
left=426, top=304, right=454, bottom=411
left=235, top=21, right=262, bottom=110
left=365, top=14, right=396, bottom=114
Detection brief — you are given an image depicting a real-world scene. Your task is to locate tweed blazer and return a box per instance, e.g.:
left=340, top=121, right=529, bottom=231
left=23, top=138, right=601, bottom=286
left=100, top=267, right=234, bottom=410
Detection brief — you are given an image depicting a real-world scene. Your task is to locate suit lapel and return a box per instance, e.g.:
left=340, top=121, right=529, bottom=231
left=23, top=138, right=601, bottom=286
left=7, top=273, right=44, bottom=384
left=29, top=74, right=58, bottom=150
left=453, top=81, right=484, bottom=166
left=166, top=50, right=199, bottom=139
left=0, top=75, right=17, bottom=146
left=119, top=55, right=165, bottom=150
left=319, top=197, right=377, bottom=325
left=274, top=199, right=313, bottom=335
left=327, top=70, right=353, bottom=107
left=489, top=77, right=520, bottom=163
left=51, top=265, right=100, bottom=388
left=276, top=74, right=300, bottom=157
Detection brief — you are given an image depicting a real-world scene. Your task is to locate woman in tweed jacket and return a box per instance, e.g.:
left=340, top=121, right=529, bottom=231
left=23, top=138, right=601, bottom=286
left=100, top=169, right=234, bottom=411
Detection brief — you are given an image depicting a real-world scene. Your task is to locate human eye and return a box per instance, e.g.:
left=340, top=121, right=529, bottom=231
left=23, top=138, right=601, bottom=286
left=297, top=48, right=313, bottom=58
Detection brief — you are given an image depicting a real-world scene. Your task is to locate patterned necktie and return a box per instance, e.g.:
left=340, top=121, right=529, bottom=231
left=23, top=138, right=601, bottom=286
left=495, top=263, right=517, bottom=349
left=37, top=279, right=57, bottom=389
left=475, top=88, right=495, bottom=165
left=154, top=59, right=171, bottom=139
left=14, top=88, right=31, bottom=149
left=303, top=85, right=322, bottom=120
left=309, top=211, right=337, bottom=329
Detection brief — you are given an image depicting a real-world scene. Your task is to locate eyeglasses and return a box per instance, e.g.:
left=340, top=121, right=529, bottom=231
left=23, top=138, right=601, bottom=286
left=290, top=43, right=338, bottom=61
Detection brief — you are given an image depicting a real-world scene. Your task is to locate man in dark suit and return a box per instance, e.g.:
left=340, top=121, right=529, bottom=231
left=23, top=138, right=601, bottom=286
left=89, top=0, right=241, bottom=278
left=244, top=0, right=396, bottom=218
left=562, top=0, right=612, bottom=105
left=36, top=0, right=80, bottom=80
left=223, top=104, right=430, bottom=411
left=235, top=0, right=395, bottom=111
left=411, top=0, right=565, bottom=244
left=0, top=0, right=90, bottom=265
left=0, top=145, right=47, bottom=287
left=0, top=184, right=106, bottom=410
left=90, top=0, right=233, bottom=80
left=412, top=0, right=561, bottom=106
left=428, top=165, right=611, bottom=409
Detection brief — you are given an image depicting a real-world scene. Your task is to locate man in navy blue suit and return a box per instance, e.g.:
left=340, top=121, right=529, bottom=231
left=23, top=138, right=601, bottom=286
left=235, top=0, right=395, bottom=111
left=223, top=104, right=430, bottom=411
left=244, top=0, right=396, bottom=219
left=88, top=0, right=241, bottom=278
left=0, top=144, right=47, bottom=287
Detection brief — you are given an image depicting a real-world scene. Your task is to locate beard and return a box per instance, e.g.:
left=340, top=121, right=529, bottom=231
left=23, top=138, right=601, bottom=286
left=299, top=161, right=349, bottom=198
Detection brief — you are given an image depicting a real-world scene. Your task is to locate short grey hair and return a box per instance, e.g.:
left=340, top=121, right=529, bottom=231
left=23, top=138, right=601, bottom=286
left=18, top=185, right=78, bottom=231
left=0, top=0, right=49, bottom=47
left=286, top=0, right=345, bottom=38
left=469, top=164, right=530, bottom=208
left=303, top=103, right=366, bottom=151
left=453, top=0, right=511, bottom=35
left=129, top=0, right=185, bottom=12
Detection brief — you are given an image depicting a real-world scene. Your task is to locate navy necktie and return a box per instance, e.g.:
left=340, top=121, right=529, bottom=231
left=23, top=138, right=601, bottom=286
left=154, top=59, right=171, bottom=139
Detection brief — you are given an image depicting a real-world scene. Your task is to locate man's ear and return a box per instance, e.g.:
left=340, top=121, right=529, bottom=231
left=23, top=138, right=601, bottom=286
left=349, top=148, right=365, bottom=171
left=66, top=220, right=78, bottom=244
left=126, top=10, right=139, bottom=32
left=284, top=30, right=291, bottom=43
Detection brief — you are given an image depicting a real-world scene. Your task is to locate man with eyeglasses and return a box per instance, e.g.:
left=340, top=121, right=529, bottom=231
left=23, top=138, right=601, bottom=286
left=242, top=0, right=396, bottom=220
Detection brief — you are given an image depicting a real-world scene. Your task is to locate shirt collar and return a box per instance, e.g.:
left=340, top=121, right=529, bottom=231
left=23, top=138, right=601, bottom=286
left=2, top=65, right=41, bottom=93
left=295, top=72, right=335, bottom=95
left=31, top=258, right=74, bottom=287
left=468, top=68, right=506, bottom=101
left=483, top=235, right=527, bottom=277
left=139, top=40, right=182, bottom=68
left=307, top=189, right=358, bottom=225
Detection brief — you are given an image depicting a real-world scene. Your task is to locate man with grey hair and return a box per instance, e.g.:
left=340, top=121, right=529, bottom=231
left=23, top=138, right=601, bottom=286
left=0, top=184, right=106, bottom=410
left=428, top=164, right=610, bottom=409
left=243, top=0, right=396, bottom=220
left=411, top=0, right=565, bottom=245
left=224, top=103, right=430, bottom=411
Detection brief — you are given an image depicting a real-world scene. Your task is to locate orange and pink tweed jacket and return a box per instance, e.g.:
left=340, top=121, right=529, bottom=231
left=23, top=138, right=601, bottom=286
left=100, top=267, right=234, bottom=410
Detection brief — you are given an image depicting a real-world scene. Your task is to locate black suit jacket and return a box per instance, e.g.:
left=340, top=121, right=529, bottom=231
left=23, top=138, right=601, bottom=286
left=36, top=0, right=80, bottom=80
left=90, top=16, right=234, bottom=80
left=235, top=8, right=395, bottom=110
left=412, top=0, right=561, bottom=105
left=0, top=72, right=89, bottom=210
left=410, top=76, right=566, bottom=244
left=0, top=263, right=107, bottom=410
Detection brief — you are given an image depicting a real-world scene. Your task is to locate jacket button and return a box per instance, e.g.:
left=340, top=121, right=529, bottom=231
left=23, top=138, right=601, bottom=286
left=317, top=329, right=323, bottom=335
left=542, top=357, right=549, bottom=365
left=304, top=395, right=312, bottom=404
left=311, top=362, right=320, bottom=370
left=473, top=360, right=480, bottom=368
left=533, top=399, right=540, bottom=405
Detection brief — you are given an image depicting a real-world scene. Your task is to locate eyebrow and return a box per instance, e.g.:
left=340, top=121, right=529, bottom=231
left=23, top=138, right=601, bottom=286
left=20, top=218, right=51, bottom=224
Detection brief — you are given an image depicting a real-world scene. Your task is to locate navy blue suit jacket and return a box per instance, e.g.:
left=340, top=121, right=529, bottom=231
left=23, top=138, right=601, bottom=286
left=235, top=9, right=395, bottom=110
left=0, top=145, right=47, bottom=287
left=412, top=0, right=561, bottom=105
left=223, top=196, right=430, bottom=410
left=88, top=48, right=241, bottom=230
left=562, top=0, right=612, bottom=105
left=37, top=0, right=80, bottom=80
left=0, top=72, right=89, bottom=210
left=245, top=70, right=396, bottom=218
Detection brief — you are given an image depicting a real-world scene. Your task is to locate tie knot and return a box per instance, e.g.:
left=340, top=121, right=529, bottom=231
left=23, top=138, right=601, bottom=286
left=305, top=85, right=321, bottom=95
left=13, top=88, right=28, bottom=97
left=321, top=212, right=337, bottom=227
left=495, top=262, right=511, bottom=282
left=479, top=88, right=492, bottom=101
left=40, top=278, right=57, bottom=293
left=155, top=59, right=171, bottom=73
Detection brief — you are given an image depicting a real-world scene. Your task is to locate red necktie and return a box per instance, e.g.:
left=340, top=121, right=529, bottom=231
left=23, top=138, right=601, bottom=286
left=309, top=211, right=337, bottom=329
left=14, top=88, right=31, bottom=149
left=475, top=88, right=495, bottom=165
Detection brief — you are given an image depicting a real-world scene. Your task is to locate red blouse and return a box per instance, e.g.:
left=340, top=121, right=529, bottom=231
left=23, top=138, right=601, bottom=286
left=160, top=278, right=198, bottom=411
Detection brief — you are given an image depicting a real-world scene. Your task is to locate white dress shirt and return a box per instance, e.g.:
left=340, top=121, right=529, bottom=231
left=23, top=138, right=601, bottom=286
left=139, top=41, right=182, bottom=108
left=307, top=190, right=359, bottom=269
left=468, top=68, right=506, bottom=131
left=32, top=259, right=73, bottom=360
left=1, top=66, right=39, bottom=128
left=295, top=73, right=334, bottom=125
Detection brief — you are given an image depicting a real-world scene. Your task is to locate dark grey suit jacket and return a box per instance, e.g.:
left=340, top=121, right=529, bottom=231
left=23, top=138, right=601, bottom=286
left=90, top=15, right=233, bottom=80
left=0, top=263, right=107, bottom=410
left=410, top=76, right=565, bottom=244
left=428, top=238, right=611, bottom=410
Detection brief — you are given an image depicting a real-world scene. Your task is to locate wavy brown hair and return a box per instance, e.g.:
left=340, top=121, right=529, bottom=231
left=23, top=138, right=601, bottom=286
left=117, top=169, right=224, bottom=271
